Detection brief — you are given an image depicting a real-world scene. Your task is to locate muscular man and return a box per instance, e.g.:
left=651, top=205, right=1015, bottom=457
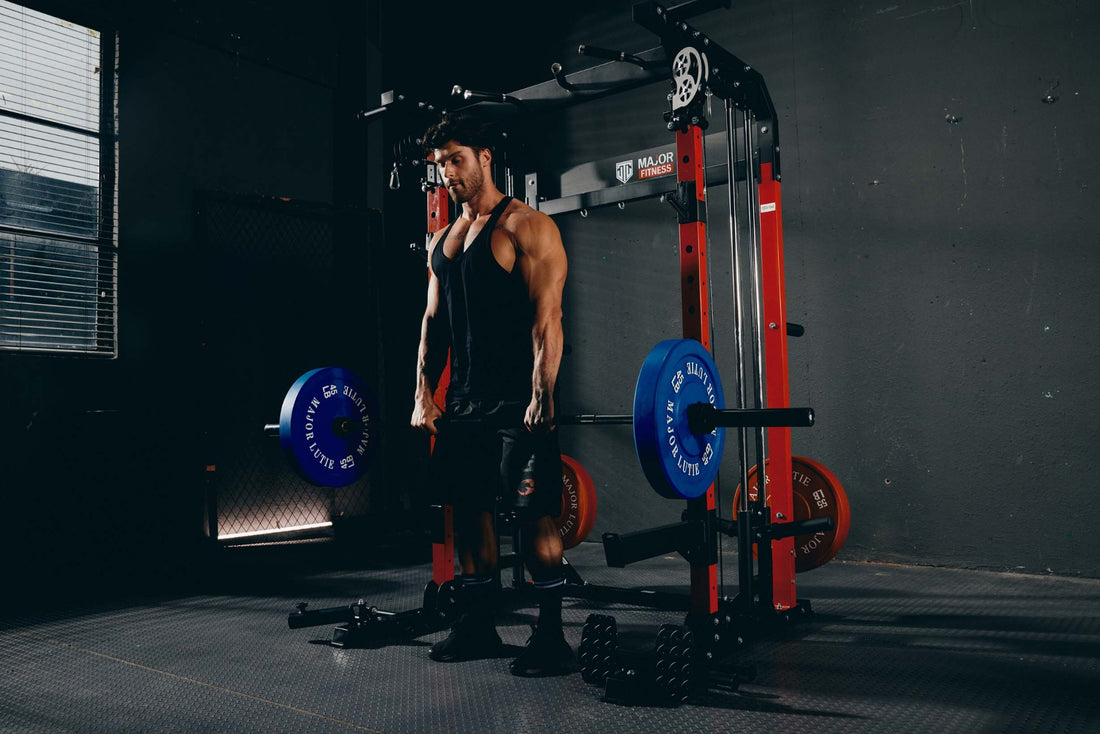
left=410, top=113, right=572, bottom=676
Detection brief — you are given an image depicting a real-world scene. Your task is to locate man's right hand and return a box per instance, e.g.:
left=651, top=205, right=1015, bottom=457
left=411, top=399, right=444, bottom=436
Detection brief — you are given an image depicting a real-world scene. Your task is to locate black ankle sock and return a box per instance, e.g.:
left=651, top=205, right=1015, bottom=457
left=532, top=577, right=564, bottom=631
left=460, top=574, right=496, bottom=620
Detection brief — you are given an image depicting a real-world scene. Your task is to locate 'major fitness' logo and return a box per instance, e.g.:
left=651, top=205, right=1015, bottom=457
left=616, top=150, right=675, bottom=185
left=637, top=150, right=674, bottom=179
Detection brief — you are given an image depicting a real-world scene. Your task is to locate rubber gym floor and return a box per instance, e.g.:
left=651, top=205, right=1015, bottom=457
left=1, top=540, right=1097, bottom=734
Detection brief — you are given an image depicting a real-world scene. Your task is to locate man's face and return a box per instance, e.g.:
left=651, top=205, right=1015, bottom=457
left=433, top=141, right=486, bottom=204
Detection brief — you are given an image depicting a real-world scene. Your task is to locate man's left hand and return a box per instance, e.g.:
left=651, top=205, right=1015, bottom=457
left=525, top=394, right=555, bottom=433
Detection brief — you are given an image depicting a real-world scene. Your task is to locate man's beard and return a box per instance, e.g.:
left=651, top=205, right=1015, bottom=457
left=447, top=167, right=483, bottom=203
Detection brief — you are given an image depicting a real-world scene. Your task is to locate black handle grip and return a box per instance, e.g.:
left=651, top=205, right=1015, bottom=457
left=577, top=44, right=622, bottom=61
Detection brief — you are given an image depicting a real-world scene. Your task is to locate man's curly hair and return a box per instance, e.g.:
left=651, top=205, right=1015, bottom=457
left=422, top=113, right=498, bottom=156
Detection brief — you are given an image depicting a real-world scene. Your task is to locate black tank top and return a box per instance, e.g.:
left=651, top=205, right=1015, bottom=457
left=431, top=196, right=534, bottom=403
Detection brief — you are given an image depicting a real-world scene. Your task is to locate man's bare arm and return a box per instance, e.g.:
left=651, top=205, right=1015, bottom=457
left=411, top=236, right=449, bottom=435
left=515, top=210, right=568, bottom=432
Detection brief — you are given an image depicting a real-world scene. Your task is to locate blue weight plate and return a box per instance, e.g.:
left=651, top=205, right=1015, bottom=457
left=279, top=367, right=377, bottom=487
left=633, top=339, right=725, bottom=500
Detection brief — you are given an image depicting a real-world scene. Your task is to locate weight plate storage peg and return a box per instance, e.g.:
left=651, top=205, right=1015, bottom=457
left=278, top=367, right=378, bottom=487
left=734, top=456, right=851, bottom=572
left=633, top=339, right=726, bottom=500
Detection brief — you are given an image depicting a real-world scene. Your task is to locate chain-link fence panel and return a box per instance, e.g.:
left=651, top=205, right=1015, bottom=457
left=194, top=191, right=373, bottom=541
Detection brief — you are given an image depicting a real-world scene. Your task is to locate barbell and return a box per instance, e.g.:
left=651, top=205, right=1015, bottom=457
left=266, top=338, right=813, bottom=501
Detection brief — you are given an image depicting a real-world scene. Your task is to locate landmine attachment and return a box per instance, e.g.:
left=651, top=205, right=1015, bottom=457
left=287, top=579, right=460, bottom=648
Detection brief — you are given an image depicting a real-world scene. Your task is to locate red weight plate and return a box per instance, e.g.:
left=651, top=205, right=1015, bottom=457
left=733, top=456, right=851, bottom=572
left=557, top=454, right=597, bottom=550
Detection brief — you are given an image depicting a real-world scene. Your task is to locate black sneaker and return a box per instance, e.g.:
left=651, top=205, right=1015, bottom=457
left=509, top=625, right=577, bottom=677
left=429, top=614, right=503, bottom=663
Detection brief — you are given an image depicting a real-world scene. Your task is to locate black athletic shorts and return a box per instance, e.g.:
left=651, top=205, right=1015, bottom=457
left=430, top=399, right=563, bottom=520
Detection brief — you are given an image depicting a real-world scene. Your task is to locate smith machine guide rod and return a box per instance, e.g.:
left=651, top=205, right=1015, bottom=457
left=320, top=0, right=821, bottom=698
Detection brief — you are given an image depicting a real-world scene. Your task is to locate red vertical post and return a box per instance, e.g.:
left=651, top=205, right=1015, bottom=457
left=757, top=162, right=796, bottom=610
left=426, top=180, right=451, bottom=234
left=676, top=125, right=719, bottom=618
left=427, top=179, right=455, bottom=586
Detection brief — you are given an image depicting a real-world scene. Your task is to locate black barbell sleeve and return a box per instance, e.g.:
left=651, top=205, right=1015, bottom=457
left=686, top=404, right=814, bottom=434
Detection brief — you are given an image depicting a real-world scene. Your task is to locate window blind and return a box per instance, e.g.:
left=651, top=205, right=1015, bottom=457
left=0, top=1, right=117, bottom=355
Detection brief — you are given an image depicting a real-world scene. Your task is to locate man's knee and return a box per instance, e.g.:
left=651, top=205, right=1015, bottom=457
left=523, top=516, right=563, bottom=580
left=455, top=509, right=497, bottom=567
